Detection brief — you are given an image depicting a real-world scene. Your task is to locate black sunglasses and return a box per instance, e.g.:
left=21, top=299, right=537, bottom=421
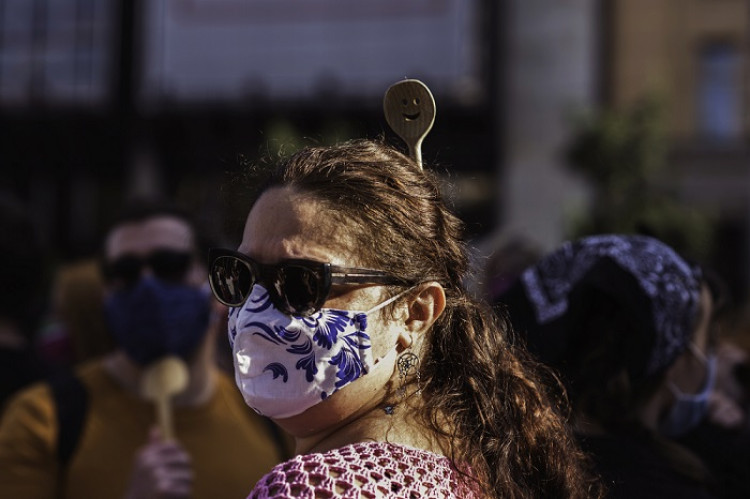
left=104, top=250, right=193, bottom=285
left=208, top=248, right=408, bottom=317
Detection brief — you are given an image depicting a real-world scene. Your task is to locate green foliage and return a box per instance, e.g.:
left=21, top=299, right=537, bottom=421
left=567, top=97, right=665, bottom=189
left=263, top=118, right=360, bottom=158
left=564, top=97, right=714, bottom=260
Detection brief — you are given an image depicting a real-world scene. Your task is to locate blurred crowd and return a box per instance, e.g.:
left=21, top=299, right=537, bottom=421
left=0, top=193, right=290, bottom=498
left=484, top=233, right=750, bottom=498
left=1, top=166, right=749, bottom=498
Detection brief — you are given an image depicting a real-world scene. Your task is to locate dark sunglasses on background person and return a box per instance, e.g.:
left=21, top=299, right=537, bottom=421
left=208, top=248, right=409, bottom=317
left=103, top=249, right=193, bottom=286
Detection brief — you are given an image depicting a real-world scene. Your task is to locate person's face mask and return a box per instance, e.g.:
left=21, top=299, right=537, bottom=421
left=105, top=276, right=211, bottom=366
left=659, top=344, right=717, bottom=437
left=229, top=284, right=407, bottom=419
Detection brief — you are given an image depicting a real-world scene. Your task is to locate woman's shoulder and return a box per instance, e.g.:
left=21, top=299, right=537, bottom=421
left=249, top=441, right=480, bottom=498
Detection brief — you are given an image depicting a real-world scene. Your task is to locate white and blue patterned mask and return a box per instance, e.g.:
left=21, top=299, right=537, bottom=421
left=229, top=284, right=405, bottom=418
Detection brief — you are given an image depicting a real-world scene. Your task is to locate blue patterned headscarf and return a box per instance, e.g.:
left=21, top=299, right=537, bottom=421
left=498, top=234, right=703, bottom=381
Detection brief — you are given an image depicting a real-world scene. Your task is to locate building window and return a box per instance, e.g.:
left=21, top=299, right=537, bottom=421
left=0, top=0, right=115, bottom=108
left=696, top=42, right=743, bottom=141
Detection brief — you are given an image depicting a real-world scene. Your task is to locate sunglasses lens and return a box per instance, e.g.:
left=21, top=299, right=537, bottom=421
left=149, top=250, right=192, bottom=282
left=275, top=264, right=323, bottom=316
left=106, top=256, right=143, bottom=285
left=207, top=250, right=331, bottom=315
left=210, top=255, right=255, bottom=306
left=106, top=250, right=193, bottom=286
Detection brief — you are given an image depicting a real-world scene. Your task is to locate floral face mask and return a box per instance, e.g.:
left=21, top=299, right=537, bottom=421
left=229, top=284, right=407, bottom=418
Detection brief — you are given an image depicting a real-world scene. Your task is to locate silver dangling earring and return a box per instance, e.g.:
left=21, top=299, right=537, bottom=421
left=383, top=351, right=421, bottom=415
left=397, top=351, right=421, bottom=398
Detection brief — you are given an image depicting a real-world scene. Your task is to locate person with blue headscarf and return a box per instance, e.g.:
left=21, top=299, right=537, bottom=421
left=497, top=234, right=719, bottom=498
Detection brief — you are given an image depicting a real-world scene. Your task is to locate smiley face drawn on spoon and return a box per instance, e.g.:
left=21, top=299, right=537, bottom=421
left=402, top=97, right=422, bottom=121
left=383, top=80, right=436, bottom=141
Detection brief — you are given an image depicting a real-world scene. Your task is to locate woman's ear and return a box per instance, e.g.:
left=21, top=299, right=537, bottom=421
left=400, top=282, right=446, bottom=345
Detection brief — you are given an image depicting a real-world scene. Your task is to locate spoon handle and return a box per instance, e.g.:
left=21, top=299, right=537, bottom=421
left=409, top=141, right=422, bottom=168
left=156, top=396, right=174, bottom=441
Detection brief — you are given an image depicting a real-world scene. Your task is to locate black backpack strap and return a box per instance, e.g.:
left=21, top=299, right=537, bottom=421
left=48, top=369, right=89, bottom=467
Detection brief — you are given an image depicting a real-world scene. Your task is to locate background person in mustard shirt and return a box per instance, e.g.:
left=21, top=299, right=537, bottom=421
left=0, top=199, right=289, bottom=499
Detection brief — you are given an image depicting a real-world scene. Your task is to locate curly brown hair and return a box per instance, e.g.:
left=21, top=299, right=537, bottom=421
left=247, top=139, right=604, bottom=498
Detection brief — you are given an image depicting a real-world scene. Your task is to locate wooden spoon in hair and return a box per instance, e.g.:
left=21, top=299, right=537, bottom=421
left=383, top=79, right=436, bottom=168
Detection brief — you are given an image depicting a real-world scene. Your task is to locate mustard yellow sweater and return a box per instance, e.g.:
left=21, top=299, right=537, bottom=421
left=0, top=361, right=288, bottom=499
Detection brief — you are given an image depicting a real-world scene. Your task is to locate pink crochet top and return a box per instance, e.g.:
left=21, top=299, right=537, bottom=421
left=248, top=441, right=481, bottom=498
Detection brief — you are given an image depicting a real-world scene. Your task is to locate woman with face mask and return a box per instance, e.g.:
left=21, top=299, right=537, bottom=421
left=497, top=234, right=720, bottom=499
left=208, top=140, right=605, bottom=498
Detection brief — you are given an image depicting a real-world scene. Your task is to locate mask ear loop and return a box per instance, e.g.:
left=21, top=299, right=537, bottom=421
left=361, top=286, right=417, bottom=316
left=688, top=342, right=708, bottom=363
left=669, top=344, right=717, bottom=397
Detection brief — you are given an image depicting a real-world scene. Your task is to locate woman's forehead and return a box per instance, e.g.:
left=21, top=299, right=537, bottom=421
left=240, top=187, right=358, bottom=266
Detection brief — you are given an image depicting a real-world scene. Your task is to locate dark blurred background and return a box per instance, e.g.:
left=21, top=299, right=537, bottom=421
left=1, top=0, right=749, bottom=319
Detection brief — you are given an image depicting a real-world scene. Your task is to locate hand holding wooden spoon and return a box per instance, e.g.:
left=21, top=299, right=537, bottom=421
left=140, top=356, right=190, bottom=441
